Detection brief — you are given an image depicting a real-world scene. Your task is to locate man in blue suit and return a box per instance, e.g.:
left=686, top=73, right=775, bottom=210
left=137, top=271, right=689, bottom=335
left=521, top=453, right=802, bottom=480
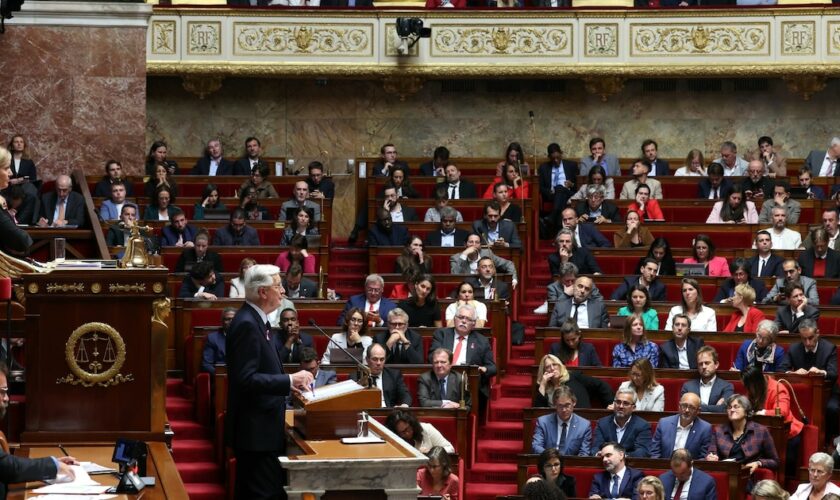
left=337, top=274, right=396, bottom=327
left=609, top=258, right=666, bottom=301
left=532, top=386, right=591, bottom=456
left=202, top=307, right=236, bottom=375
left=642, top=139, right=671, bottom=176
left=191, top=138, right=235, bottom=176
left=588, top=441, right=644, bottom=500
left=650, top=393, right=712, bottom=460
left=559, top=207, right=611, bottom=248
left=680, top=346, right=734, bottom=413
left=225, top=264, right=314, bottom=500
left=659, top=449, right=717, bottom=500
left=161, top=209, right=198, bottom=247
left=592, top=387, right=651, bottom=458
left=299, top=346, right=335, bottom=388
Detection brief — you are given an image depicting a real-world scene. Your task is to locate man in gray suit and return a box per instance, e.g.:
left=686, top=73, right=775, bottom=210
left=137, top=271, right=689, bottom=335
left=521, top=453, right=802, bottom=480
left=804, top=137, right=840, bottom=176
left=282, top=263, right=318, bottom=299
left=549, top=276, right=608, bottom=328
left=471, top=201, right=522, bottom=248
left=418, top=347, right=470, bottom=410
left=450, top=233, right=519, bottom=285
left=763, top=258, right=819, bottom=306
left=579, top=137, right=620, bottom=177
left=299, top=346, right=335, bottom=388
left=532, top=385, right=592, bottom=456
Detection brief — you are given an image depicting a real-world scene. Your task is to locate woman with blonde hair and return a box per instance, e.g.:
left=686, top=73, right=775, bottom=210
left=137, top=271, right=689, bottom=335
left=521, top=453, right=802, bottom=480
left=751, top=479, right=789, bottom=500
left=637, top=476, right=665, bottom=500
left=228, top=257, right=257, bottom=298
left=674, top=149, right=706, bottom=176
left=723, top=283, right=766, bottom=333
left=615, top=358, right=664, bottom=411
left=532, top=354, right=612, bottom=408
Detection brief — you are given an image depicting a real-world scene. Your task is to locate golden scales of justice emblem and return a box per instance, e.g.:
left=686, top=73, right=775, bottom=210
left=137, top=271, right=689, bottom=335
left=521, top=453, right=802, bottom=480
left=56, top=322, right=134, bottom=388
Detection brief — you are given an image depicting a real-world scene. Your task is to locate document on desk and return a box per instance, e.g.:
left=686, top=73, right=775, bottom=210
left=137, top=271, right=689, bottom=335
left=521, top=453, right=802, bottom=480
left=33, top=465, right=110, bottom=494
left=27, top=495, right=116, bottom=499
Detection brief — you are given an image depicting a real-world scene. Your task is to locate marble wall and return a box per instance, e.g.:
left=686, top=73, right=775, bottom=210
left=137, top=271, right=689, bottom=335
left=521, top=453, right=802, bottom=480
left=0, top=24, right=147, bottom=180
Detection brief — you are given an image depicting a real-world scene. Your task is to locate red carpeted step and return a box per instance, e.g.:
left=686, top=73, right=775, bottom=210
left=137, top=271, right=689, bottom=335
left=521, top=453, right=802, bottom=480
left=172, top=439, right=215, bottom=462
left=504, top=359, right=536, bottom=376
left=476, top=439, right=524, bottom=463
left=468, top=462, right=518, bottom=483
left=480, top=421, right=524, bottom=442
left=169, top=419, right=210, bottom=440
left=166, top=397, right=194, bottom=421
left=488, top=397, right=531, bottom=422
left=166, top=378, right=184, bottom=397
left=185, top=483, right=227, bottom=500
left=175, top=461, right=222, bottom=484
left=510, top=344, right=535, bottom=359
left=465, top=480, right=518, bottom=499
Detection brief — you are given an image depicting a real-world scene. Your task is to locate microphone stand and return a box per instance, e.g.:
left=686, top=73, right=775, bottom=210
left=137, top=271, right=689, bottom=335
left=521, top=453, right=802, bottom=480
left=308, top=318, right=372, bottom=388
left=529, top=110, right=537, bottom=170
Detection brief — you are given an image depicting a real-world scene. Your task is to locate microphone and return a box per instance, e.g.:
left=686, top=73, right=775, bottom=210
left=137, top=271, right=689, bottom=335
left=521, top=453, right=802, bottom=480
left=308, top=318, right=372, bottom=388
left=528, top=110, right=537, bottom=173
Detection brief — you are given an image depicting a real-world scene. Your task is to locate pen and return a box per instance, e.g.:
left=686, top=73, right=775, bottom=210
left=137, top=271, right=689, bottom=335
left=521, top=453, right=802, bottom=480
left=58, top=444, right=70, bottom=457
left=310, top=382, right=315, bottom=398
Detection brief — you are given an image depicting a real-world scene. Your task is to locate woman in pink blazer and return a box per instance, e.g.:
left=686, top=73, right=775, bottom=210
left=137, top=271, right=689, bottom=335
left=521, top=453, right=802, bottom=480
left=706, top=185, right=759, bottom=224
left=682, top=234, right=731, bottom=277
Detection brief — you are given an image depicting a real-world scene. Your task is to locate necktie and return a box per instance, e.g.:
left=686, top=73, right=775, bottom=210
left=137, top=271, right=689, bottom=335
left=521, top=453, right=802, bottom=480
left=58, top=199, right=66, bottom=223
left=758, top=258, right=765, bottom=277
left=832, top=160, right=838, bottom=176
left=712, top=187, right=718, bottom=199
left=453, top=335, right=466, bottom=365
left=449, top=184, right=456, bottom=200
left=439, top=378, right=446, bottom=399
left=610, top=475, right=619, bottom=498
left=558, top=422, right=568, bottom=453
left=674, top=480, right=685, bottom=500
left=552, top=167, right=559, bottom=188
left=368, top=303, right=376, bottom=327
left=571, top=303, right=580, bottom=322
left=265, top=321, right=272, bottom=341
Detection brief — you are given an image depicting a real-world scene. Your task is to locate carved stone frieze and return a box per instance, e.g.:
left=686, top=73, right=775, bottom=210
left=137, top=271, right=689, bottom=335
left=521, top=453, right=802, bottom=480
left=585, top=24, right=618, bottom=57
left=431, top=24, right=572, bottom=57
left=782, top=21, right=815, bottom=55
left=631, top=23, right=769, bottom=56
left=827, top=21, right=840, bottom=55
left=234, top=23, right=372, bottom=56
left=188, top=21, right=221, bottom=55
left=151, top=20, right=176, bottom=55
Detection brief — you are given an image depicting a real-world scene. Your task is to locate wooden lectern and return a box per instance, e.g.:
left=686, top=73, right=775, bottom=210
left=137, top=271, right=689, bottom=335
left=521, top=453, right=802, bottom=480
left=21, top=267, right=170, bottom=443
left=292, top=382, right=381, bottom=440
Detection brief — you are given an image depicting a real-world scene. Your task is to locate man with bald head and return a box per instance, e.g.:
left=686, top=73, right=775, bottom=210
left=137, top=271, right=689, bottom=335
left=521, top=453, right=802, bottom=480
left=549, top=276, right=608, bottom=329
left=38, top=174, right=85, bottom=227
left=351, top=343, right=411, bottom=408
left=650, top=393, right=712, bottom=460
left=280, top=180, right=321, bottom=222
left=742, top=159, right=774, bottom=201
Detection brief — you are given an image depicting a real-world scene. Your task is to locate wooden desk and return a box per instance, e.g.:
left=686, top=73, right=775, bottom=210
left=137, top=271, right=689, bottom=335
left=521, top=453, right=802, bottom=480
left=10, top=443, right=188, bottom=499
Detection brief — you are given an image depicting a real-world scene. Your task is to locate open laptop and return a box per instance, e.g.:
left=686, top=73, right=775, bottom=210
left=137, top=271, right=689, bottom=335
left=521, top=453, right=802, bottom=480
left=329, top=347, right=364, bottom=364
left=202, top=208, right=231, bottom=220
left=675, top=263, right=707, bottom=277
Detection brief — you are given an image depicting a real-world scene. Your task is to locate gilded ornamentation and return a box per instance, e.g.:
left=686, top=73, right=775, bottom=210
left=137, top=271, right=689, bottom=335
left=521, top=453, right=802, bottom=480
left=383, top=76, right=424, bottom=101
left=782, top=22, right=814, bottom=55
left=234, top=23, right=372, bottom=56
left=56, top=322, right=134, bottom=388
left=182, top=75, right=224, bottom=99
left=91, top=283, right=101, bottom=294
left=153, top=282, right=164, bottom=294
left=46, top=283, right=85, bottom=293
left=431, top=24, right=572, bottom=57
left=784, top=75, right=826, bottom=100
left=188, top=21, right=221, bottom=55
left=385, top=24, right=418, bottom=57
left=109, top=283, right=147, bottom=293
left=27, top=283, right=38, bottom=294
left=152, top=298, right=171, bottom=328
left=152, top=20, right=176, bottom=55
left=0, top=250, right=40, bottom=280
left=631, top=24, right=769, bottom=56
left=583, top=76, right=625, bottom=102
left=585, top=24, right=618, bottom=57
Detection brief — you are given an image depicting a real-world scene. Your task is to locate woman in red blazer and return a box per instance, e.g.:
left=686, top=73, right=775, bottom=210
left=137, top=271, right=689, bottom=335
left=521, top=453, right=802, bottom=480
left=723, top=283, right=766, bottom=333
left=626, top=183, right=664, bottom=222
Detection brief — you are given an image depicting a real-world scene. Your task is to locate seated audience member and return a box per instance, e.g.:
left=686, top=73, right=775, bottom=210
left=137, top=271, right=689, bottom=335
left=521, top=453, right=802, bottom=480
left=305, top=161, right=334, bottom=199
left=337, top=274, right=396, bottom=326
left=681, top=346, right=735, bottom=413
left=275, top=234, right=317, bottom=274
left=179, top=260, right=224, bottom=300
left=38, top=174, right=85, bottom=227
left=665, top=278, right=718, bottom=332
left=549, top=229, right=602, bottom=276
left=239, top=163, right=278, bottom=200
left=550, top=321, right=602, bottom=367
left=233, top=136, right=264, bottom=177
left=614, top=209, right=654, bottom=248
left=538, top=143, right=577, bottom=211
left=424, top=186, right=464, bottom=223
left=550, top=276, right=608, bottom=328
left=706, top=394, right=780, bottom=477
left=616, top=284, right=659, bottom=330
left=790, top=452, right=840, bottom=500
left=389, top=268, right=417, bottom=301
left=804, top=136, right=840, bottom=177
left=714, top=257, right=768, bottom=303
left=775, top=283, right=819, bottom=334
left=660, top=449, right=718, bottom=499
left=741, top=364, right=803, bottom=477
left=796, top=166, right=825, bottom=200
left=798, top=227, right=840, bottom=278
left=713, top=140, right=748, bottom=176
left=94, top=159, right=133, bottom=197
left=375, top=308, right=423, bottom=365
left=660, top=314, right=705, bottom=370
left=637, top=237, right=677, bottom=276
left=368, top=208, right=410, bottom=247
left=160, top=208, right=197, bottom=247
left=534, top=352, right=611, bottom=410
left=748, top=230, right=784, bottom=278
left=399, top=274, right=441, bottom=328
left=580, top=137, right=620, bottom=177
left=425, top=207, right=469, bottom=247
left=682, top=234, right=730, bottom=277
left=697, top=162, right=732, bottom=200
left=106, top=205, right=140, bottom=247
left=483, top=162, right=529, bottom=202
left=436, top=163, right=477, bottom=199
left=146, top=140, right=178, bottom=176
left=675, top=148, right=707, bottom=177
left=321, top=307, right=372, bottom=365
left=588, top=442, right=644, bottom=498
left=489, top=181, right=523, bottom=222
left=758, top=181, right=801, bottom=224
left=4, top=184, right=38, bottom=226
left=625, top=184, right=664, bottom=222
left=175, top=230, right=223, bottom=274
left=193, top=183, right=226, bottom=221
left=640, top=139, right=670, bottom=176
left=418, top=347, right=469, bottom=409
left=281, top=181, right=321, bottom=222
left=570, top=165, right=615, bottom=201
left=574, top=184, right=621, bottom=225
left=238, top=192, right=270, bottom=221
left=534, top=449, right=576, bottom=499
left=636, top=476, right=665, bottom=500
left=611, top=258, right=666, bottom=301
left=468, top=256, right=513, bottom=300
left=298, top=346, right=335, bottom=388
left=532, top=386, right=592, bottom=456
left=733, top=320, right=785, bottom=372
left=99, top=181, right=134, bottom=221
left=543, top=262, right=596, bottom=309
left=274, top=308, right=313, bottom=363
left=751, top=480, right=789, bottom=500
left=419, top=146, right=449, bottom=177
left=416, top=447, right=459, bottom=500
left=612, top=314, right=659, bottom=368
left=282, top=263, right=317, bottom=299
left=382, top=185, right=418, bottom=222
left=558, top=207, right=611, bottom=249
left=471, top=201, right=522, bottom=248
left=144, top=161, right=178, bottom=201
left=213, top=208, right=260, bottom=246
left=803, top=209, right=840, bottom=250
left=722, top=283, right=766, bottom=333
left=615, top=358, right=663, bottom=411
left=395, top=236, right=433, bottom=275
left=191, top=138, right=234, bottom=175
left=650, top=395, right=711, bottom=460
left=751, top=135, right=786, bottom=177
left=201, top=307, right=236, bottom=374
left=386, top=409, right=455, bottom=454
left=372, top=143, right=408, bottom=178
left=707, top=185, right=759, bottom=223
left=763, top=258, right=819, bottom=305
left=229, top=258, right=256, bottom=298
left=620, top=159, right=662, bottom=200
left=741, top=159, right=775, bottom=201
left=445, top=281, right=487, bottom=328
left=351, top=343, right=412, bottom=407
left=280, top=206, right=319, bottom=246
left=143, top=186, right=179, bottom=221
left=494, top=141, right=530, bottom=177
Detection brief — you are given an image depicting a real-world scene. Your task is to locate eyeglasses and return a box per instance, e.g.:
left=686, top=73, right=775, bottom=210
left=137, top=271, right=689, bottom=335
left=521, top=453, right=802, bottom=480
left=679, top=403, right=699, bottom=411
left=390, top=322, right=407, bottom=327
left=366, top=287, right=383, bottom=293
left=613, top=400, right=634, bottom=407
left=454, top=315, right=476, bottom=323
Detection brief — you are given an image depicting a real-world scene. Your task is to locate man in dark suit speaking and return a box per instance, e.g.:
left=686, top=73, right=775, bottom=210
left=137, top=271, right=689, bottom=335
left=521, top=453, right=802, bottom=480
left=225, top=264, right=314, bottom=500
